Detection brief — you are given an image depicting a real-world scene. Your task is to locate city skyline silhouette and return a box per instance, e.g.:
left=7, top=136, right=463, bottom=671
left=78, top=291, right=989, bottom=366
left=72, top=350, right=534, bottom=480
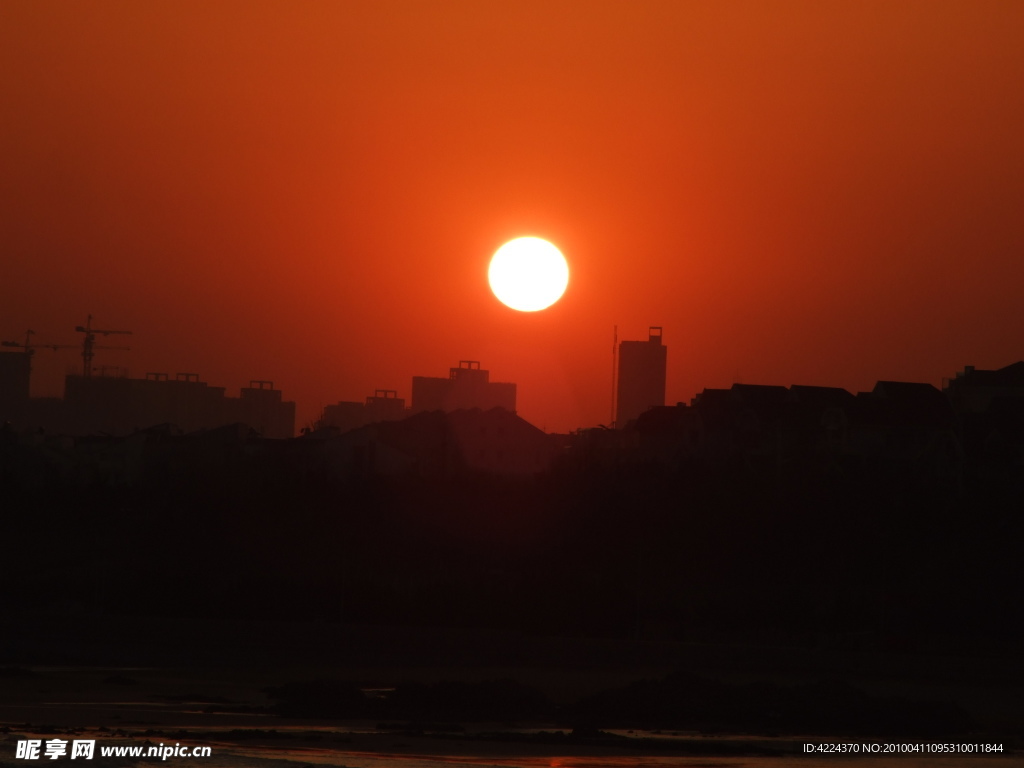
left=3, top=2, right=1024, bottom=762
left=7, top=315, right=1022, bottom=442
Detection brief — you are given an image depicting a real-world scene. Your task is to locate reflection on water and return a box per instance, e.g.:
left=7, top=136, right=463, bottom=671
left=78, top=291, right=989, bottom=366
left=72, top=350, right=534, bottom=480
left=1, top=668, right=1017, bottom=768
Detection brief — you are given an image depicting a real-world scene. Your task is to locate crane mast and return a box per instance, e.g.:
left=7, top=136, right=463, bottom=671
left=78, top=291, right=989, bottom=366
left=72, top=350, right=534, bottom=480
left=74, top=315, right=132, bottom=378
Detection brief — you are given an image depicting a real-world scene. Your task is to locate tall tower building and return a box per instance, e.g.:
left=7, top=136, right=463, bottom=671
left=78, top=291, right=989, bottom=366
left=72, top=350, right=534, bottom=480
left=616, top=326, right=666, bottom=427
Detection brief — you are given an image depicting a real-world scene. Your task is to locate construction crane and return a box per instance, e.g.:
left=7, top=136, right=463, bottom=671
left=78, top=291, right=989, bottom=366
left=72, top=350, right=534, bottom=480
left=1, top=329, right=79, bottom=376
left=74, top=315, right=132, bottom=378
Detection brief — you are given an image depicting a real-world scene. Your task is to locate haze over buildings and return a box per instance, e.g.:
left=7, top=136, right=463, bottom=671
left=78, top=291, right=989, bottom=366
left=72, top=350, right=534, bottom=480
left=321, top=389, right=407, bottom=435
left=322, top=360, right=517, bottom=434
left=1, top=339, right=528, bottom=441
left=412, top=360, right=516, bottom=414
left=0, top=354, right=297, bottom=439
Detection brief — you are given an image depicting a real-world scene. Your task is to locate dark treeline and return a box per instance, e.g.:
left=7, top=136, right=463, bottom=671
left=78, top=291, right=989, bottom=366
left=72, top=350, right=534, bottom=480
left=3, top=427, right=1022, bottom=648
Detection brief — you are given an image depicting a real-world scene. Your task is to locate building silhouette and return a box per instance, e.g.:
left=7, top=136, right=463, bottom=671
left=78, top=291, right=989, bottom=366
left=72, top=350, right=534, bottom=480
left=943, top=362, right=1024, bottom=464
left=0, top=367, right=296, bottom=439
left=616, top=326, right=666, bottom=427
left=0, top=350, right=31, bottom=410
left=411, top=360, right=516, bottom=414
left=943, top=362, right=1024, bottom=413
left=321, top=389, right=407, bottom=434
left=236, top=380, right=297, bottom=439
left=322, top=407, right=556, bottom=477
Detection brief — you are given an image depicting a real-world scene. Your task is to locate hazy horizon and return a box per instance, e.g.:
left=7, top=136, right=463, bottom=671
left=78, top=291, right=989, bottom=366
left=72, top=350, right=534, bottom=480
left=4, top=1, right=1024, bottom=433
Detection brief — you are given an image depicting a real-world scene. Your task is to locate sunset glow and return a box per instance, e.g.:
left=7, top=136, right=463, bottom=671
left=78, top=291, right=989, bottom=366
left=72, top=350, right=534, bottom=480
left=3, top=3, right=1024, bottom=434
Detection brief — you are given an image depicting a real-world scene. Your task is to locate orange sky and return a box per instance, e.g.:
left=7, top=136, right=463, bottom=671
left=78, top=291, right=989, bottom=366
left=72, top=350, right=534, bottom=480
left=3, top=1, right=1024, bottom=433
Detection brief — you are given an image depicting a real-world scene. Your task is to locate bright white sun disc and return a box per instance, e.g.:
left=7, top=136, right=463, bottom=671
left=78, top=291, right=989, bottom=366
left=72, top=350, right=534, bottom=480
left=488, top=237, right=569, bottom=312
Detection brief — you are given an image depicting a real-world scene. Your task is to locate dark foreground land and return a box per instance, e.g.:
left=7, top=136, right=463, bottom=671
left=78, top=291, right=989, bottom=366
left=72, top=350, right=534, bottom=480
left=2, top=429, right=1024, bottom=760
left=0, top=618, right=1022, bottom=763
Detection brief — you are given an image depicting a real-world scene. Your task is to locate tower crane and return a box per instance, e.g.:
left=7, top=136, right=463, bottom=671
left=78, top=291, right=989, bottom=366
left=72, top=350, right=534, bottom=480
left=74, top=315, right=132, bottom=378
left=1, top=329, right=79, bottom=375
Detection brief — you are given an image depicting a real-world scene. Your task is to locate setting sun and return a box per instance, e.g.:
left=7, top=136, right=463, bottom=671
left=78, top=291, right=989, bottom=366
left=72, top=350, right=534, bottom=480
left=488, top=237, right=569, bottom=312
